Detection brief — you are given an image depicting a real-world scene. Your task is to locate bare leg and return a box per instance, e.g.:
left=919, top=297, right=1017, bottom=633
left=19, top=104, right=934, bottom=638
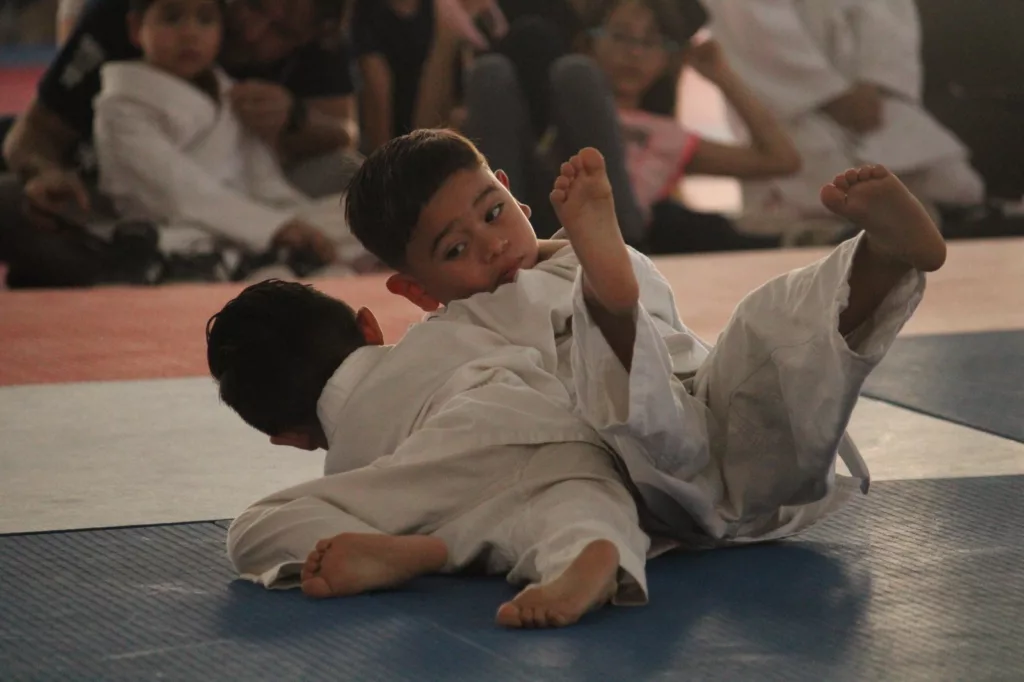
left=550, top=148, right=640, bottom=369
left=495, top=539, right=620, bottom=629
left=300, top=533, right=449, bottom=599
left=820, top=164, right=946, bottom=336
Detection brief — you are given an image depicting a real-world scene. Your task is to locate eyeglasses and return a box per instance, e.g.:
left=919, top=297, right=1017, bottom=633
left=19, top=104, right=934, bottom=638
left=590, top=27, right=679, bottom=54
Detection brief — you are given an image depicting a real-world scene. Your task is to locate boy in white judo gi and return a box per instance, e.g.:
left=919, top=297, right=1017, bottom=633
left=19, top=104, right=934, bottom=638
left=91, top=0, right=372, bottom=278
left=211, top=127, right=944, bottom=628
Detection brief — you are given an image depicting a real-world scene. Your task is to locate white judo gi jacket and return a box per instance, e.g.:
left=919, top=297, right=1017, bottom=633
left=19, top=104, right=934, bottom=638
left=438, top=233, right=922, bottom=543
left=93, top=62, right=365, bottom=262
left=703, top=0, right=978, bottom=219
left=227, top=234, right=924, bottom=590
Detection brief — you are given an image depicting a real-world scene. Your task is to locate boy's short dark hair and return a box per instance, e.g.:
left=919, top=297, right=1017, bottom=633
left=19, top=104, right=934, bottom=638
left=345, top=129, right=489, bottom=270
left=206, top=279, right=367, bottom=437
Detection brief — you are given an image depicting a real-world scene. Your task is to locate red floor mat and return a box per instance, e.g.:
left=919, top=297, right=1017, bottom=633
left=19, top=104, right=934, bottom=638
left=0, top=277, right=423, bottom=386
left=0, top=67, right=44, bottom=114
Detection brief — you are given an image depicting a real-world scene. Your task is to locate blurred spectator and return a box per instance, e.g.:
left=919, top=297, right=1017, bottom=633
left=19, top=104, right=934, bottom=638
left=704, top=0, right=986, bottom=243
left=0, top=0, right=359, bottom=287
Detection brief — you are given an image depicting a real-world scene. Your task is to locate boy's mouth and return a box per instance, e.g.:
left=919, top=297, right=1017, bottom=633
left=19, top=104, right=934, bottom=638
left=496, top=257, right=524, bottom=288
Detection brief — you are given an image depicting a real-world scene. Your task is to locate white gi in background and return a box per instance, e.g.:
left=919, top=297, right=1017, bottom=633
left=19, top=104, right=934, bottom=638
left=226, top=235, right=925, bottom=601
left=703, top=0, right=985, bottom=240
left=93, top=61, right=367, bottom=272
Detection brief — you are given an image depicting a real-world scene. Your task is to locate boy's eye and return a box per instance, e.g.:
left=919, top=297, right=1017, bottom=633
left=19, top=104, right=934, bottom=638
left=485, top=203, right=504, bottom=223
left=444, top=243, right=466, bottom=260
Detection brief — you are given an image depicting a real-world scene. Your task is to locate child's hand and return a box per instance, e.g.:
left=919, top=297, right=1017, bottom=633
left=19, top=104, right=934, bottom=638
left=686, top=39, right=732, bottom=84
left=822, top=83, right=883, bottom=134
left=272, top=220, right=337, bottom=266
left=230, top=80, right=294, bottom=144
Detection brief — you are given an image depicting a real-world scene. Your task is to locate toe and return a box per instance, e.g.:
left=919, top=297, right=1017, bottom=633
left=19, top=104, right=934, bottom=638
left=832, top=173, right=851, bottom=191
left=301, top=552, right=321, bottom=581
left=844, top=168, right=861, bottom=185
left=857, top=165, right=875, bottom=182
left=301, top=575, right=333, bottom=599
left=554, top=176, right=570, bottom=190
left=315, top=538, right=333, bottom=553
left=495, top=602, right=523, bottom=628
left=820, top=184, right=847, bottom=214
left=579, top=147, right=606, bottom=173
left=870, top=164, right=889, bottom=179
left=560, top=161, right=576, bottom=178
left=549, top=610, right=572, bottom=628
left=550, top=189, right=566, bottom=204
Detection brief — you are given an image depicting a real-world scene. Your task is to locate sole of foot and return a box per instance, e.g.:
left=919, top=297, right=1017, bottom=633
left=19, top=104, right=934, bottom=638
left=300, top=533, right=449, bottom=599
left=495, top=539, right=620, bottom=629
left=820, top=164, right=946, bottom=272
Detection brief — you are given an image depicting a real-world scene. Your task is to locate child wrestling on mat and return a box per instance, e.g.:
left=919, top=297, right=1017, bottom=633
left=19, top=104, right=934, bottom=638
left=208, top=131, right=943, bottom=628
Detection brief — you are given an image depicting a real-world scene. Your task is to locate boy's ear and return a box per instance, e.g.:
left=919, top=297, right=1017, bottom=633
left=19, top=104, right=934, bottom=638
left=127, top=12, right=143, bottom=47
left=494, top=169, right=531, bottom=218
left=386, top=273, right=441, bottom=312
left=355, top=307, right=385, bottom=346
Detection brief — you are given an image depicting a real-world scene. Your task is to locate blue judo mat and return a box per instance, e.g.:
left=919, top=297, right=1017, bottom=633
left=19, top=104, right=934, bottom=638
left=863, top=330, right=1024, bottom=443
left=2, top=476, right=1023, bottom=681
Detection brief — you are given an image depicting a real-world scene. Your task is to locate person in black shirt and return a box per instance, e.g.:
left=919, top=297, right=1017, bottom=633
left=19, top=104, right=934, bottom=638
left=0, top=0, right=359, bottom=287
left=352, top=0, right=490, bottom=153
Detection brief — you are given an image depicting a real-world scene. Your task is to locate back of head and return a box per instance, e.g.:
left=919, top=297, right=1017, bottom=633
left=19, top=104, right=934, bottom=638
left=206, top=279, right=366, bottom=436
left=345, top=129, right=488, bottom=270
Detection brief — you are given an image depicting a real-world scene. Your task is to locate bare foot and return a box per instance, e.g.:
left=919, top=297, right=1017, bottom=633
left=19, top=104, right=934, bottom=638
left=550, top=148, right=639, bottom=314
left=495, top=539, right=620, bottom=629
left=820, top=164, right=947, bottom=272
left=300, top=533, right=449, bottom=599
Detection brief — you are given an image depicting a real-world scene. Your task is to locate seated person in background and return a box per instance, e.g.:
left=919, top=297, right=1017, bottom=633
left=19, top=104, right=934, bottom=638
left=703, top=0, right=986, bottom=243
left=0, top=0, right=359, bottom=288
left=586, top=0, right=800, bottom=254
left=351, top=0, right=507, bottom=153
left=93, top=0, right=373, bottom=279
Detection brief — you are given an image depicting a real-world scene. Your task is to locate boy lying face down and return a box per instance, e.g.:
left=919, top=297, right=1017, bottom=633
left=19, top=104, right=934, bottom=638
left=208, top=130, right=944, bottom=628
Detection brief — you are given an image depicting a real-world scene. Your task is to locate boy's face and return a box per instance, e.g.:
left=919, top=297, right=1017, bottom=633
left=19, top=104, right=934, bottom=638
left=593, top=1, right=676, bottom=104
left=131, top=0, right=222, bottom=80
left=392, top=165, right=540, bottom=311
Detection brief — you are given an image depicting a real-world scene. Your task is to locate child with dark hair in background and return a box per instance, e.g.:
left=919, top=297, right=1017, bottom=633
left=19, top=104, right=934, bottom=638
left=92, top=0, right=373, bottom=280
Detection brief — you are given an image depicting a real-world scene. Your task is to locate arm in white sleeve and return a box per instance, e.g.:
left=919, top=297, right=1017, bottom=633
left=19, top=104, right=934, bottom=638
left=707, top=0, right=852, bottom=119
left=239, top=134, right=310, bottom=207
left=851, top=0, right=923, bottom=100
left=94, top=97, right=295, bottom=251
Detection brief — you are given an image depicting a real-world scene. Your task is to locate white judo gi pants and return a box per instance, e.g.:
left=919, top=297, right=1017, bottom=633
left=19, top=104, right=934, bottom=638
left=576, top=236, right=923, bottom=540
left=228, top=440, right=651, bottom=603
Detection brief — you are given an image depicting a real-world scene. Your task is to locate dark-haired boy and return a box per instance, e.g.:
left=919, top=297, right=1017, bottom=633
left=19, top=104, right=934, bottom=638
left=213, top=130, right=945, bottom=628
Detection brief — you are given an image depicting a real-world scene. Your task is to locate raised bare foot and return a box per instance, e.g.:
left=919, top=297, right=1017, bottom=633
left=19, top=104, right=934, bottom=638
left=300, top=533, right=449, bottom=599
left=820, top=164, right=947, bottom=272
left=550, top=148, right=639, bottom=314
left=495, top=539, right=620, bottom=629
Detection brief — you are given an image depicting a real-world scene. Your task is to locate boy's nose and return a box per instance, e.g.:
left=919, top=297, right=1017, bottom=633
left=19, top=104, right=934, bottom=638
left=484, top=234, right=510, bottom=261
